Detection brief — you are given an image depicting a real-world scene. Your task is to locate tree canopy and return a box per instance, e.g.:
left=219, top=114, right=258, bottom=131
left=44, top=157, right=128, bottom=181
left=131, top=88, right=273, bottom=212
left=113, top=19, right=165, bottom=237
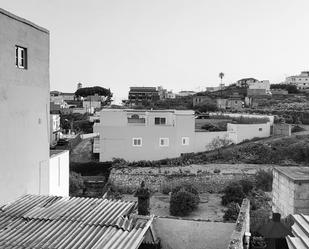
left=75, top=86, right=112, bottom=98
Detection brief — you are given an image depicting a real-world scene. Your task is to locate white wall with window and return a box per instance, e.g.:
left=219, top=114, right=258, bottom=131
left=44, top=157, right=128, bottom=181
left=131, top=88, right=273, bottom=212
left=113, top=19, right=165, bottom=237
left=15, top=45, right=27, bottom=69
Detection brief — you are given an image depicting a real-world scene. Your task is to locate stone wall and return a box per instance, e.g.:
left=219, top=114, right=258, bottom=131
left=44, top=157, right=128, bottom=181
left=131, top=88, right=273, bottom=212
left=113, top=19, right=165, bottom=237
left=109, top=164, right=272, bottom=193
left=227, top=199, right=250, bottom=249
left=273, top=123, right=291, bottom=136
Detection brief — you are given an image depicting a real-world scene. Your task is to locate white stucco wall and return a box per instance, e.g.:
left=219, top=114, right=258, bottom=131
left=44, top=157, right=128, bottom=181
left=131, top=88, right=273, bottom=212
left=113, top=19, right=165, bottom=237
left=0, top=9, right=50, bottom=205
left=227, top=123, right=271, bottom=144
left=49, top=150, right=69, bottom=197
left=194, top=131, right=229, bottom=153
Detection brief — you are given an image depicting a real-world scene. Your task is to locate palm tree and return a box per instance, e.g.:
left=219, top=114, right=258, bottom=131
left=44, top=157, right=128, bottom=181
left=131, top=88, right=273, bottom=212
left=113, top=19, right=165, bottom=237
left=219, top=72, right=225, bottom=85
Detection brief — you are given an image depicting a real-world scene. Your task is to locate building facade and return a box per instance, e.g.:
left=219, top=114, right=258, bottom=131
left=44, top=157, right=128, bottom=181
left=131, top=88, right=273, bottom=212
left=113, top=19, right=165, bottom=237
left=272, top=167, right=309, bottom=218
left=50, top=114, right=61, bottom=146
left=0, top=9, right=50, bottom=204
left=285, top=71, right=309, bottom=90
left=128, top=87, right=160, bottom=104
left=94, top=109, right=272, bottom=162
left=94, top=109, right=196, bottom=161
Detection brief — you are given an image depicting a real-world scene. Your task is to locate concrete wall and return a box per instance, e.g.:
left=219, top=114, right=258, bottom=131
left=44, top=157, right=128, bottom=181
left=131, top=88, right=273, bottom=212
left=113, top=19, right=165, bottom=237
left=194, top=131, right=228, bottom=152
left=49, top=150, right=69, bottom=197
left=153, top=217, right=235, bottom=249
left=0, top=9, right=50, bottom=205
left=227, top=123, right=271, bottom=144
left=227, top=199, right=250, bottom=249
left=272, top=168, right=309, bottom=218
left=273, top=123, right=291, bottom=136
left=272, top=169, right=295, bottom=218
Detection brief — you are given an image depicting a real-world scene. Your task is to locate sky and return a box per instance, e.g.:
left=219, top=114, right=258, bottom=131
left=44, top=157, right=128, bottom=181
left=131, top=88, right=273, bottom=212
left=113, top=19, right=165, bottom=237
left=1, top=0, right=309, bottom=103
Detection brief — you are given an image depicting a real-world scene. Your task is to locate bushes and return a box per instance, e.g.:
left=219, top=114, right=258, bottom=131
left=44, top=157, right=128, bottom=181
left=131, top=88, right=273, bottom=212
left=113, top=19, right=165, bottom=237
left=223, top=202, right=240, bottom=222
left=170, top=184, right=199, bottom=216
left=221, top=182, right=246, bottom=206
left=255, top=169, right=273, bottom=192
left=70, top=172, right=85, bottom=196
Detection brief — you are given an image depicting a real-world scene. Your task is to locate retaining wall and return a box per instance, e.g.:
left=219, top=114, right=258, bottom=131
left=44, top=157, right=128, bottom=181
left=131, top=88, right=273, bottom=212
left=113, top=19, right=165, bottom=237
left=109, top=164, right=272, bottom=193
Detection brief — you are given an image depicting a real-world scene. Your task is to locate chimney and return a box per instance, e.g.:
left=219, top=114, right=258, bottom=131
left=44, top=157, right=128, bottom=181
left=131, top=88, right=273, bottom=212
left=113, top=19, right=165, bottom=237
left=272, top=213, right=281, bottom=222
left=134, top=181, right=150, bottom=215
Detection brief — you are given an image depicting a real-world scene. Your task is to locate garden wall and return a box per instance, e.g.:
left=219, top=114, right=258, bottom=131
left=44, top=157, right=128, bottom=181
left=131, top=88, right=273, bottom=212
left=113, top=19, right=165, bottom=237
left=154, top=217, right=234, bottom=249
left=109, top=164, right=272, bottom=193
left=227, top=199, right=250, bottom=249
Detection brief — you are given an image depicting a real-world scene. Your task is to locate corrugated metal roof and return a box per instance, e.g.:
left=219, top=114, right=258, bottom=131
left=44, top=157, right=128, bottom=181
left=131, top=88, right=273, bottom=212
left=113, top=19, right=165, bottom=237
left=286, top=214, right=309, bottom=249
left=0, top=195, right=153, bottom=249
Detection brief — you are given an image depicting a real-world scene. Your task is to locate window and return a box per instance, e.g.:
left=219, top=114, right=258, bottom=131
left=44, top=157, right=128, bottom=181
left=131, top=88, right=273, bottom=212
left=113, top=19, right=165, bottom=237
left=159, top=138, right=169, bottom=147
left=182, top=137, right=189, bottom=145
left=259, top=128, right=262, bottom=131
left=15, top=46, right=27, bottom=69
left=155, top=117, right=166, bottom=125
left=132, top=138, right=142, bottom=147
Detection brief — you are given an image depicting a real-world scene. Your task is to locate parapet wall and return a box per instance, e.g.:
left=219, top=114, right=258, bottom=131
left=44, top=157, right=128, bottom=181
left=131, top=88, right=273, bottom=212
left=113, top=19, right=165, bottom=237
left=109, top=164, right=272, bottom=193
left=227, top=199, right=250, bottom=249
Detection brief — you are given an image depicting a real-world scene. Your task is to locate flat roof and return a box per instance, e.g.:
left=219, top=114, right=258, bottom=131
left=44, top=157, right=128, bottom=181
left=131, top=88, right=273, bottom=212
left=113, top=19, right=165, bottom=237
left=275, top=167, right=309, bottom=182
left=50, top=150, right=69, bottom=158
left=102, top=108, right=194, bottom=115
left=0, top=8, right=49, bottom=34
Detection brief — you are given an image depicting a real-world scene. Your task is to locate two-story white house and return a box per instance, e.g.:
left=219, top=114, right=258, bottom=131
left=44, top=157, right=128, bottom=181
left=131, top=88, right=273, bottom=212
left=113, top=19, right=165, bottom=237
left=94, top=109, right=196, bottom=161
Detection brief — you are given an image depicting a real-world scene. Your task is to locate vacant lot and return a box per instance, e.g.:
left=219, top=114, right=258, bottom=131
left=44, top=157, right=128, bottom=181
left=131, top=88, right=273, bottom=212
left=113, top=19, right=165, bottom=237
left=122, top=192, right=227, bottom=221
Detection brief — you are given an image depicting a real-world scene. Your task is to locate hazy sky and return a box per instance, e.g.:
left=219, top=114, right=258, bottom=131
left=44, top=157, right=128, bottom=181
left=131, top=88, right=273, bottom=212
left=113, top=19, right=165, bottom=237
left=1, top=0, right=309, bottom=102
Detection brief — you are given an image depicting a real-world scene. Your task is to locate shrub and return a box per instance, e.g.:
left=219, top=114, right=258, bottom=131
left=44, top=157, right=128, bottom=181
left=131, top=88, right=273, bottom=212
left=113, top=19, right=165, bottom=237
left=69, top=172, right=85, bottom=196
left=172, top=183, right=199, bottom=197
left=223, top=202, right=240, bottom=222
left=292, top=125, right=306, bottom=133
left=221, top=182, right=245, bottom=206
left=239, top=178, right=254, bottom=195
left=170, top=189, right=199, bottom=216
left=255, top=169, right=273, bottom=192
left=161, top=184, right=172, bottom=195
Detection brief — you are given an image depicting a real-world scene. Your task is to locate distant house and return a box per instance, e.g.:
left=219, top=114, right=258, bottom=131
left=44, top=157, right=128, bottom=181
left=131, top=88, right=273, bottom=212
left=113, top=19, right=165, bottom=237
left=82, top=94, right=102, bottom=110
left=50, top=114, right=61, bottom=146
left=285, top=71, right=309, bottom=91
left=192, top=95, right=214, bottom=107
left=272, top=167, right=309, bottom=218
left=227, top=96, right=243, bottom=111
left=0, top=195, right=156, bottom=249
left=236, top=78, right=259, bottom=88
left=128, top=86, right=160, bottom=104
left=177, top=90, right=196, bottom=97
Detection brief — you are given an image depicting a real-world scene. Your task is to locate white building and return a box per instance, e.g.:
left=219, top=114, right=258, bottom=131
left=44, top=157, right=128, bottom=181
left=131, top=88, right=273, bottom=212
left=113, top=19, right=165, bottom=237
left=285, top=71, right=309, bottom=90
left=50, top=114, right=61, bottom=146
left=94, top=109, right=272, bottom=162
left=0, top=8, right=69, bottom=204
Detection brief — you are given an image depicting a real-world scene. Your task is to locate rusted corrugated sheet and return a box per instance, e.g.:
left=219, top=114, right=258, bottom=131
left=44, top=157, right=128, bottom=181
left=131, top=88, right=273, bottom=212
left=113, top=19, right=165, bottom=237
left=0, top=195, right=153, bottom=249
